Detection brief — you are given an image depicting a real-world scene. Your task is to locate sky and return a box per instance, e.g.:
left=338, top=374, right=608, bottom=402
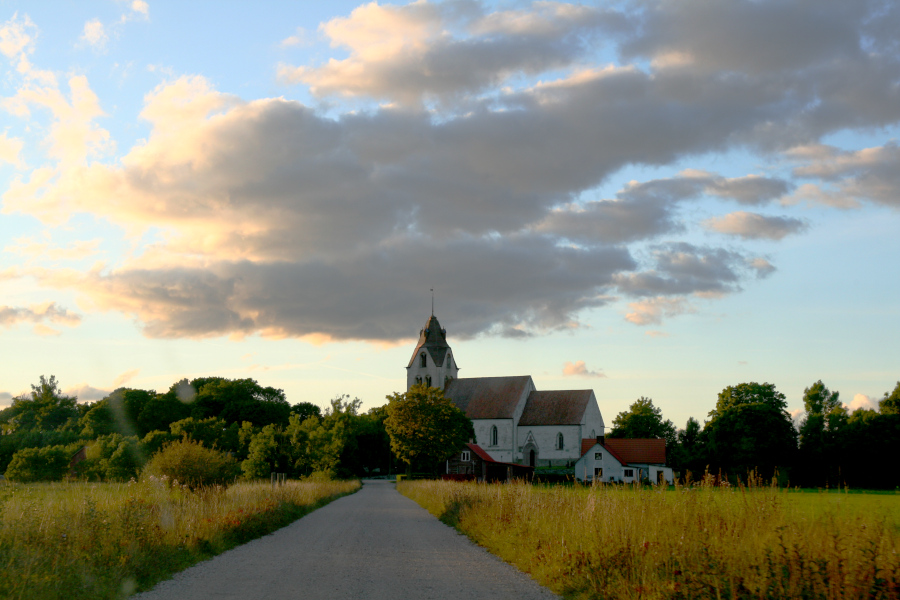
left=1, top=0, right=898, bottom=428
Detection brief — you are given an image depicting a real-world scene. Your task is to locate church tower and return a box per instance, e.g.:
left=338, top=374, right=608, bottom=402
left=406, top=314, right=459, bottom=390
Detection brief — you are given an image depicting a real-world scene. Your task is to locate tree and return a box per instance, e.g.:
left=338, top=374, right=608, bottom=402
left=880, top=381, right=900, bottom=415
left=703, top=382, right=797, bottom=480
left=290, top=402, right=322, bottom=422
left=384, top=384, right=473, bottom=476
left=5, top=445, right=70, bottom=482
left=671, top=417, right=704, bottom=476
left=797, top=380, right=846, bottom=485
left=143, top=439, right=240, bottom=489
left=4, top=376, right=79, bottom=433
left=608, top=396, right=677, bottom=449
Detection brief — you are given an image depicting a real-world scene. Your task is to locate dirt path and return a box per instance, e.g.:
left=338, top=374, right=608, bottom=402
left=132, top=479, right=558, bottom=600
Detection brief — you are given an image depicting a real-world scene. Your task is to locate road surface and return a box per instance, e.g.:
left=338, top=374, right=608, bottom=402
left=132, top=479, right=558, bottom=600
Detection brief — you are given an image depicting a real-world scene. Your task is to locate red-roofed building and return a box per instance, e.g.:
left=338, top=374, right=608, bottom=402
left=574, top=437, right=674, bottom=484
left=445, top=443, right=534, bottom=482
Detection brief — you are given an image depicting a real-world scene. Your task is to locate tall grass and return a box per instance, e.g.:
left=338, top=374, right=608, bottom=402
left=0, top=478, right=359, bottom=600
left=399, top=478, right=900, bottom=599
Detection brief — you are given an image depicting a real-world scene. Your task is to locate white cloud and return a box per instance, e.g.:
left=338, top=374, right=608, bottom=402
left=0, top=302, right=82, bottom=329
left=703, top=211, right=807, bottom=240
left=562, top=360, right=606, bottom=378
left=847, top=393, right=877, bottom=411
left=80, top=19, right=108, bottom=50
left=112, top=368, right=140, bottom=387
left=790, top=143, right=900, bottom=209
left=131, top=1, right=149, bottom=18
left=0, top=132, right=24, bottom=167
left=625, top=297, right=694, bottom=326
left=63, top=383, right=111, bottom=402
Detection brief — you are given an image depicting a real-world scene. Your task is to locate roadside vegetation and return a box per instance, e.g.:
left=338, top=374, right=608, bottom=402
left=0, top=477, right=359, bottom=600
left=399, top=478, right=900, bottom=600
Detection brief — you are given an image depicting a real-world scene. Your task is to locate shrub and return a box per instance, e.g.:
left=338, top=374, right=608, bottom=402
left=142, top=439, right=240, bottom=489
left=4, top=445, right=70, bottom=482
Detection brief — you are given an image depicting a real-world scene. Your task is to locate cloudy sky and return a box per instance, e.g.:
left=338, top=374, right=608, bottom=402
left=1, top=0, right=898, bottom=425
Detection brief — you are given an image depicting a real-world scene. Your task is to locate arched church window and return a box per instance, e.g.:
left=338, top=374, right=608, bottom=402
left=425, top=376, right=432, bottom=387
left=415, top=376, right=423, bottom=385
left=420, top=353, right=427, bottom=368
left=556, top=432, right=564, bottom=450
left=591, top=429, right=596, bottom=439
left=490, top=425, right=498, bottom=446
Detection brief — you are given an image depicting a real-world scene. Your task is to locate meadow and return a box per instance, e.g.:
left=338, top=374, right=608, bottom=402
left=398, top=479, right=900, bottom=600
left=0, top=477, right=360, bottom=600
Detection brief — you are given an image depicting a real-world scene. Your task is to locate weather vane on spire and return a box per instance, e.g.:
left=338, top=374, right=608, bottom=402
left=430, top=288, right=434, bottom=316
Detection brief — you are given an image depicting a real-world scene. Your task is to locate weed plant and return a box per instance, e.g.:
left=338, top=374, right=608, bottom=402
left=0, top=477, right=359, bottom=599
left=399, top=476, right=900, bottom=599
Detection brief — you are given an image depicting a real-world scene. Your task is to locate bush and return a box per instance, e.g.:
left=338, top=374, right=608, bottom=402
left=5, top=445, right=70, bottom=482
left=142, top=439, right=240, bottom=489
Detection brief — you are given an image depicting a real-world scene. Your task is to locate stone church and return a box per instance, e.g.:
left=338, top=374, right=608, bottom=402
left=406, top=314, right=605, bottom=467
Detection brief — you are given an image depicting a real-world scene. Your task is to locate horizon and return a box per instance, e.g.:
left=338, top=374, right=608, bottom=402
left=1, top=0, right=898, bottom=428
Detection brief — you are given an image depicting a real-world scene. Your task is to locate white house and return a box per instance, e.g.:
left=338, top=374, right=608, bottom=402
left=574, top=438, right=674, bottom=484
left=406, top=314, right=605, bottom=467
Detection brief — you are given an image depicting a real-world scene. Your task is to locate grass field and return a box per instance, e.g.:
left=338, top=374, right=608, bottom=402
left=0, top=478, right=360, bottom=600
left=399, top=479, right=900, bottom=599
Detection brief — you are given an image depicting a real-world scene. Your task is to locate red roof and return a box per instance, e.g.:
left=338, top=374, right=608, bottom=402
left=604, top=438, right=666, bottom=465
left=466, top=443, right=531, bottom=470
left=581, top=439, right=629, bottom=465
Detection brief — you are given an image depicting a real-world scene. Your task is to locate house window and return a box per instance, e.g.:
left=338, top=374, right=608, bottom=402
left=594, top=452, right=602, bottom=460
left=556, top=432, right=564, bottom=450
left=594, top=467, right=603, bottom=478
left=490, top=426, right=498, bottom=446
left=425, top=375, right=432, bottom=387
left=624, top=469, right=634, bottom=477
left=420, top=353, right=427, bottom=367
left=461, top=451, right=471, bottom=461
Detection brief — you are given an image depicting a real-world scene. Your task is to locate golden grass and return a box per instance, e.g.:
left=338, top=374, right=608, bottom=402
left=399, top=479, right=900, bottom=599
left=0, top=478, right=360, bottom=600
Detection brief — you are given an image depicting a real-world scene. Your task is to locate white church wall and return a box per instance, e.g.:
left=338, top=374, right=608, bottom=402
left=581, top=396, right=604, bottom=439
left=474, top=418, right=516, bottom=463
left=520, top=425, right=582, bottom=466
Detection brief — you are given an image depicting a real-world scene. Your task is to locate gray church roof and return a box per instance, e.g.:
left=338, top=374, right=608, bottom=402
left=518, top=390, right=594, bottom=426
left=444, top=376, right=533, bottom=419
left=407, top=315, right=452, bottom=368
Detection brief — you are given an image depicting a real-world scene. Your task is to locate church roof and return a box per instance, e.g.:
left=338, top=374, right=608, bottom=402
left=518, top=390, right=593, bottom=426
left=407, top=315, right=452, bottom=368
left=444, top=376, right=533, bottom=419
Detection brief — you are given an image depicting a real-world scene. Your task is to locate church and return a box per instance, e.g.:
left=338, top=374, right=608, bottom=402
left=406, top=314, right=604, bottom=468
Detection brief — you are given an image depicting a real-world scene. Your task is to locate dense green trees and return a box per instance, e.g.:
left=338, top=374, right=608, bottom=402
left=608, top=396, right=677, bottom=449
left=384, top=384, right=474, bottom=476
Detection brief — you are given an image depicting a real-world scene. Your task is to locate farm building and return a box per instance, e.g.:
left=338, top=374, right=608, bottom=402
left=574, top=437, right=674, bottom=484
left=444, top=442, right=534, bottom=482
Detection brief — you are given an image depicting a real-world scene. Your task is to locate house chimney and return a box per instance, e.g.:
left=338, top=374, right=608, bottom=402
left=597, top=435, right=605, bottom=446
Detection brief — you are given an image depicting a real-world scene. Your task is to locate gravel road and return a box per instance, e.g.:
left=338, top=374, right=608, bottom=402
left=132, top=479, right=559, bottom=600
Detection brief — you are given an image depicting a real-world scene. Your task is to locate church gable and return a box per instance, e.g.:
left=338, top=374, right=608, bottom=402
left=407, top=315, right=452, bottom=368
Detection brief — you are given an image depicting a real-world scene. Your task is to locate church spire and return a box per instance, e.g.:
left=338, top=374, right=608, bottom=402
left=406, top=312, right=459, bottom=390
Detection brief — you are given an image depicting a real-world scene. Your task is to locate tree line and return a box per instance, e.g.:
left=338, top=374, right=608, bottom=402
left=2, top=374, right=898, bottom=488
left=0, top=375, right=394, bottom=482
left=608, top=380, right=900, bottom=488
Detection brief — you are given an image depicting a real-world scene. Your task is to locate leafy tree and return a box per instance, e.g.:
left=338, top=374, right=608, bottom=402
left=170, top=417, right=229, bottom=449
left=5, top=445, right=71, bottom=482
left=241, top=425, right=285, bottom=479
left=290, top=402, right=322, bottom=422
left=190, top=378, right=290, bottom=427
left=384, top=384, right=473, bottom=476
left=671, top=417, right=704, bottom=476
left=703, top=382, right=797, bottom=480
left=143, top=439, right=240, bottom=489
left=880, top=381, right=900, bottom=415
left=4, top=376, right=79, bottom=432
left=608, top=396, right=677, bottom=449
left=797, top=380, right=846, bottom=485
left=142, top=430, right=178, bottom=456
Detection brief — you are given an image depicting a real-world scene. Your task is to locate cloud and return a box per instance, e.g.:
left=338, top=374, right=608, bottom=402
left=703, top=211, right=807, bottom=240
left=131, top=1, right=149, bottom=19
left=789, top=142, right=900, bottom=209
left=644, top=330, right=669, bottom=338
left=15, top=0, right=900, bottom=339
left=0, top=132, right=24, bottom=167
left=279, top=27, right=309, bottom=48
left=63, top=383, right=111, bottom=402
left=112, top=368, right=140, bottom=387
left=615, top=243, right=747, bottom=298
left=562, top=360, right=605, bottom=378
left=847, top=393, right=877, bottom=411
left=625, top=297, right=694, bottom=326
left=80, top=19, right=108, bottom=50
left=33, top=323, right=61, bottom=336
left=278, top=1, right=625, bottom=105
left=0, top=302, right=81, bottom=329
left=5, top=235, right=102, bottom=262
